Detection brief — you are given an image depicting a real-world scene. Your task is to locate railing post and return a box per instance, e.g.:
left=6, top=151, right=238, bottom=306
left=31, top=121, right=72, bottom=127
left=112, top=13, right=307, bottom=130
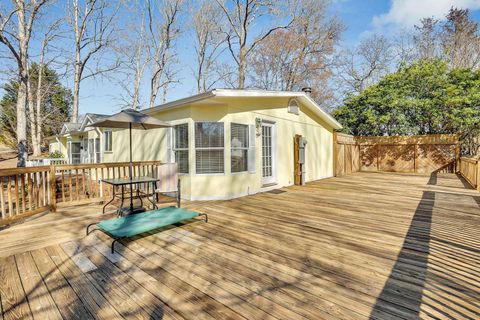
left=333, top=132, right=337, bottom=177
left=49, top=165, right=57, bottom=212
left=476, top=159, right=480, bottom=191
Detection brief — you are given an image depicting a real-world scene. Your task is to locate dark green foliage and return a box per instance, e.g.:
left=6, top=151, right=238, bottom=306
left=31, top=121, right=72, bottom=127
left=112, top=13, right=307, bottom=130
left=0, top=64, right=72, bottom=147
left=332, top=59, right=480, bottom=155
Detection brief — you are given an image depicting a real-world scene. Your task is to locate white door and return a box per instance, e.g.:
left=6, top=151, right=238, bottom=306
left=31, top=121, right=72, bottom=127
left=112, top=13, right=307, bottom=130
left=261, top=122, right=276, bottom=185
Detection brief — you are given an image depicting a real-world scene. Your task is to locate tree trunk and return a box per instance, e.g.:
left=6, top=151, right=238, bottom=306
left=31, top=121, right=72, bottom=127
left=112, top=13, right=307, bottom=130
left=72, top=61, right=81, bottom=122
left=16, top=76, right=28, bottom=167
left=149, top=74, right=159, bottom=109
left=36, top=62, right=44, bottom=155
left=27, top=75, right=40, bottom=156
left=16, top=6, right=29, bottom=166
left=238, top=47, right=246, bottom=89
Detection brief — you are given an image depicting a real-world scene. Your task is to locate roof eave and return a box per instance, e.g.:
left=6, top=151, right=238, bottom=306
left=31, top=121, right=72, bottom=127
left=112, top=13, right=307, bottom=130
left=144, top=91, right=216, bottom=114
left=146, top=89, right=342, bottom=130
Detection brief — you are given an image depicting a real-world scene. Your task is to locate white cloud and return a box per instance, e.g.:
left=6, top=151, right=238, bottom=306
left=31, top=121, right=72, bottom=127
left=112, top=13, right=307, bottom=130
left=373, top=0, right=480, bottom=28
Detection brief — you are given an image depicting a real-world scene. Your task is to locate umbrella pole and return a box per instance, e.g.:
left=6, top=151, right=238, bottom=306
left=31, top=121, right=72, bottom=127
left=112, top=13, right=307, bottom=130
left=129, top=122, right=133, bottom=212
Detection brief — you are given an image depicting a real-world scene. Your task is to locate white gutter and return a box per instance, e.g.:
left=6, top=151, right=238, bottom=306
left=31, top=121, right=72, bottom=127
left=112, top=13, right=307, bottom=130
left=144, top=91, right=216, bottom=114
left=145, top=89, right=342, bottom=130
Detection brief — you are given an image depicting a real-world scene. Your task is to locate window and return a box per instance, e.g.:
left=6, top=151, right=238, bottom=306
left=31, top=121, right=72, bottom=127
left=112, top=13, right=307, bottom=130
left=95, top=138, right=101, bottom=163
left=104, top=130, right=112, bottom=152
left=81, top=138, right=88, bottom=163
left=68, top=142, right=81, bottom=164
left=173, top=124, right=189, bottom=174
left=231, top=123, right=249, bottom=173
left=195, top=122, right=224, bottom=174
left=88, top=138, right=94, bottom=163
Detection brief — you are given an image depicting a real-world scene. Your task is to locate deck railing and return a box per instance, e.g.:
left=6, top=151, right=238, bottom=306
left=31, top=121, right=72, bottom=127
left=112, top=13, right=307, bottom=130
left=459, top=157, right=479, bottom=191
left=0, top=160, right=162, bottom=226
left=26, top=158, right=68, bottom=167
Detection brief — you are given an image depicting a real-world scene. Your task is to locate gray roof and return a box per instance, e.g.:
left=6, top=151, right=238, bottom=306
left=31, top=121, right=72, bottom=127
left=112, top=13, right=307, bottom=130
left=86, top=113, right=109, bottom=122
left=64, top=122, right=82, bottom=132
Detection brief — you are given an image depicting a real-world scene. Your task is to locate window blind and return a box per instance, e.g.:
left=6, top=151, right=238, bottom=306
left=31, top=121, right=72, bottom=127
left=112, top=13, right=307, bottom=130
left=174, top=123, right=189, bottom=173
left=195, top=122, right=224, bottom=174
left=231, top=123, right=248, bottom=173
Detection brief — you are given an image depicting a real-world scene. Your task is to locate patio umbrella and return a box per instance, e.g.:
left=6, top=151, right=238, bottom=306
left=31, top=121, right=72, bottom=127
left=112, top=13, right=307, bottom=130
left=89, top=108, right=171, bottom=212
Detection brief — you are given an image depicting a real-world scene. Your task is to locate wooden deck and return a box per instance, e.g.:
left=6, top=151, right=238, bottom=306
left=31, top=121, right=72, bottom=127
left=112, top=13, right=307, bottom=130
left=0, top=172, right=479, bottom=319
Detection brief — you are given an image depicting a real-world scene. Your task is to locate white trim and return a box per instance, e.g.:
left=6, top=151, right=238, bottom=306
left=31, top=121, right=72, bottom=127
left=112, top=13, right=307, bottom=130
left=261, top=121, right=277, bottom=185
left=145, top=89, right=342, bottom=130
left=79, top=115, right=93, bottom=131
left=172, top=123, right=189, bottom=173
left=103, top=129, right=113, bottom=153
left=145, top=91, right=216, bottom=114
left=230, top=122, right=249, bottom=174
left=194, top=121, right=225, bottom=175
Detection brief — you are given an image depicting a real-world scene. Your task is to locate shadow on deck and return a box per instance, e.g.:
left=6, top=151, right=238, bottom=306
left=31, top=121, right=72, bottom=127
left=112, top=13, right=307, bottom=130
left=370, top=171, right=480, bottom=319
left=0, top=172, right=479, bottom=319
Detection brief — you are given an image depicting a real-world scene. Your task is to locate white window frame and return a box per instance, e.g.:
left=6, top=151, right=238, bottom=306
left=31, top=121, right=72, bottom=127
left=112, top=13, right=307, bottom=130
left=173, top=123, right=189, bottom=174
left=194, top=122, right=225, bottom=175
left=261, top=120, right=277, bottom=185
left=104, top=130, right=113, bottom=152
left=230, top=123, right=249, bottom=174
left=68, top=141, right=82, bottom=164
left=88, top=138, right=95, bottom=163
left=95, top=137, right=101, bottom=163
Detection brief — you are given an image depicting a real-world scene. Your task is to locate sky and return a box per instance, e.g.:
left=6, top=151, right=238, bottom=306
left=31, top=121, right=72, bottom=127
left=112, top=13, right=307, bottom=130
left=3, top=0, right=480, bottom=116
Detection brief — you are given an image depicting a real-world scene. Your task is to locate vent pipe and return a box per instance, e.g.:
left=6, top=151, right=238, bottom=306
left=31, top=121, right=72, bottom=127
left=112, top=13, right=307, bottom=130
left=301, top=87, right=312, bottom=96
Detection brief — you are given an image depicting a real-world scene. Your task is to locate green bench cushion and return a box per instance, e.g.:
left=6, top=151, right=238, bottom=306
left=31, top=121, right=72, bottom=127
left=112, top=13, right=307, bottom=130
left=97, top=206, right=199, bottom=238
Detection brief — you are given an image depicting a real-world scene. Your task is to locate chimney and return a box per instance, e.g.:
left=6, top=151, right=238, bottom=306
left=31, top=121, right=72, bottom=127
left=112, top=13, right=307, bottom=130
left=301, top=87, right=312, bottom=96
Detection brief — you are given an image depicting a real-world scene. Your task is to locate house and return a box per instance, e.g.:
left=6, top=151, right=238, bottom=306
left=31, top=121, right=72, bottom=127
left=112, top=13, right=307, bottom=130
left=47, top=113, right=109, bottom=164
left=48, top=89, right=342, bottom=200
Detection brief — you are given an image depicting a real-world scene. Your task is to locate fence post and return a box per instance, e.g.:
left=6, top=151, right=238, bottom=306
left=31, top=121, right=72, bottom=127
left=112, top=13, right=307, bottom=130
left=49, top=165, right=57, bottom=212
left=476, top=159, right=480, bottom=191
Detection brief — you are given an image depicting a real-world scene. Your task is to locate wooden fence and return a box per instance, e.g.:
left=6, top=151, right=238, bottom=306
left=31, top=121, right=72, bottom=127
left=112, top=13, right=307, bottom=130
left=459, top=157, right=479, bottom=190
left=0, top=160, right=161, bottom=226
left=333, top=133, right=360, bottom=177
left=334, top=134, right=460, bottom=176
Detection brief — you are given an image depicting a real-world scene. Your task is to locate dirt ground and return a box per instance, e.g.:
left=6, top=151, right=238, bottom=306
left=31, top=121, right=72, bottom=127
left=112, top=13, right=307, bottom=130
left=0, top=143, right=17, bottom=169
left=0, top=151, right=17, bottom=169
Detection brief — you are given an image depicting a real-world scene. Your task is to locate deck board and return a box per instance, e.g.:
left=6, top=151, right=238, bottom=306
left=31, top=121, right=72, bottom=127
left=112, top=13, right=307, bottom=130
left=0, top=172, right=479, bottom=319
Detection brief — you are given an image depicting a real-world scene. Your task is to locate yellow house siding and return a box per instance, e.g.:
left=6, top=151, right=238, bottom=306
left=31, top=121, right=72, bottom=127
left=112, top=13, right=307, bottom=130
left=49, top=96, right=335, bottom=200
left=148, top=96, right=334, bottom=200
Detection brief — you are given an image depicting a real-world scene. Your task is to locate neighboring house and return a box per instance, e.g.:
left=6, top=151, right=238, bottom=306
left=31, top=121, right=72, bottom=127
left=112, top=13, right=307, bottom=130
left=48, top=89, right=342, bottom=200
left=47, top=113, right=109, bottom=164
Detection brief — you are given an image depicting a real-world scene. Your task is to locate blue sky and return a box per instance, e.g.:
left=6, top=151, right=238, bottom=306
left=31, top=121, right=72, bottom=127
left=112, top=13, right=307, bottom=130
left=3, top=0, right=480, bottom=116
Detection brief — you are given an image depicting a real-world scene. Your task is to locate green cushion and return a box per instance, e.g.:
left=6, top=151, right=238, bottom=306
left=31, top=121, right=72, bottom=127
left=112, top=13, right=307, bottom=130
left=97, top=206, right=199, bottom=238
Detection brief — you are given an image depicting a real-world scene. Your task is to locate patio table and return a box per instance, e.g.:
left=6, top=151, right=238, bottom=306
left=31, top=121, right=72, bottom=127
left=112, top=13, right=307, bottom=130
left=102, top=177, right=158, bottom=216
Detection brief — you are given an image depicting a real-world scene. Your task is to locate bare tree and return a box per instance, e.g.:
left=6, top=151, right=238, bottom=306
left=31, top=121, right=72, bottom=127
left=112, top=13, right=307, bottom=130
left=0, top=0, right=48, bottom=165
left=192, top=0, right=224, bottom=93
left=115, top=2, right=151, bottom=110
left=336, top=34, right=394, bottom=95
left=69, top=0, right=119, bottom=122
left=31, top=19, right=63, bottom=154
left=147, top=0, right=182, bottom=109
left=413, top=18, right=441, bottom=61
left=441, top=8, right=480, bottom=69
left=250, top=0, right=343, bottom=105
left=214, top=0, right=293, bottom=89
